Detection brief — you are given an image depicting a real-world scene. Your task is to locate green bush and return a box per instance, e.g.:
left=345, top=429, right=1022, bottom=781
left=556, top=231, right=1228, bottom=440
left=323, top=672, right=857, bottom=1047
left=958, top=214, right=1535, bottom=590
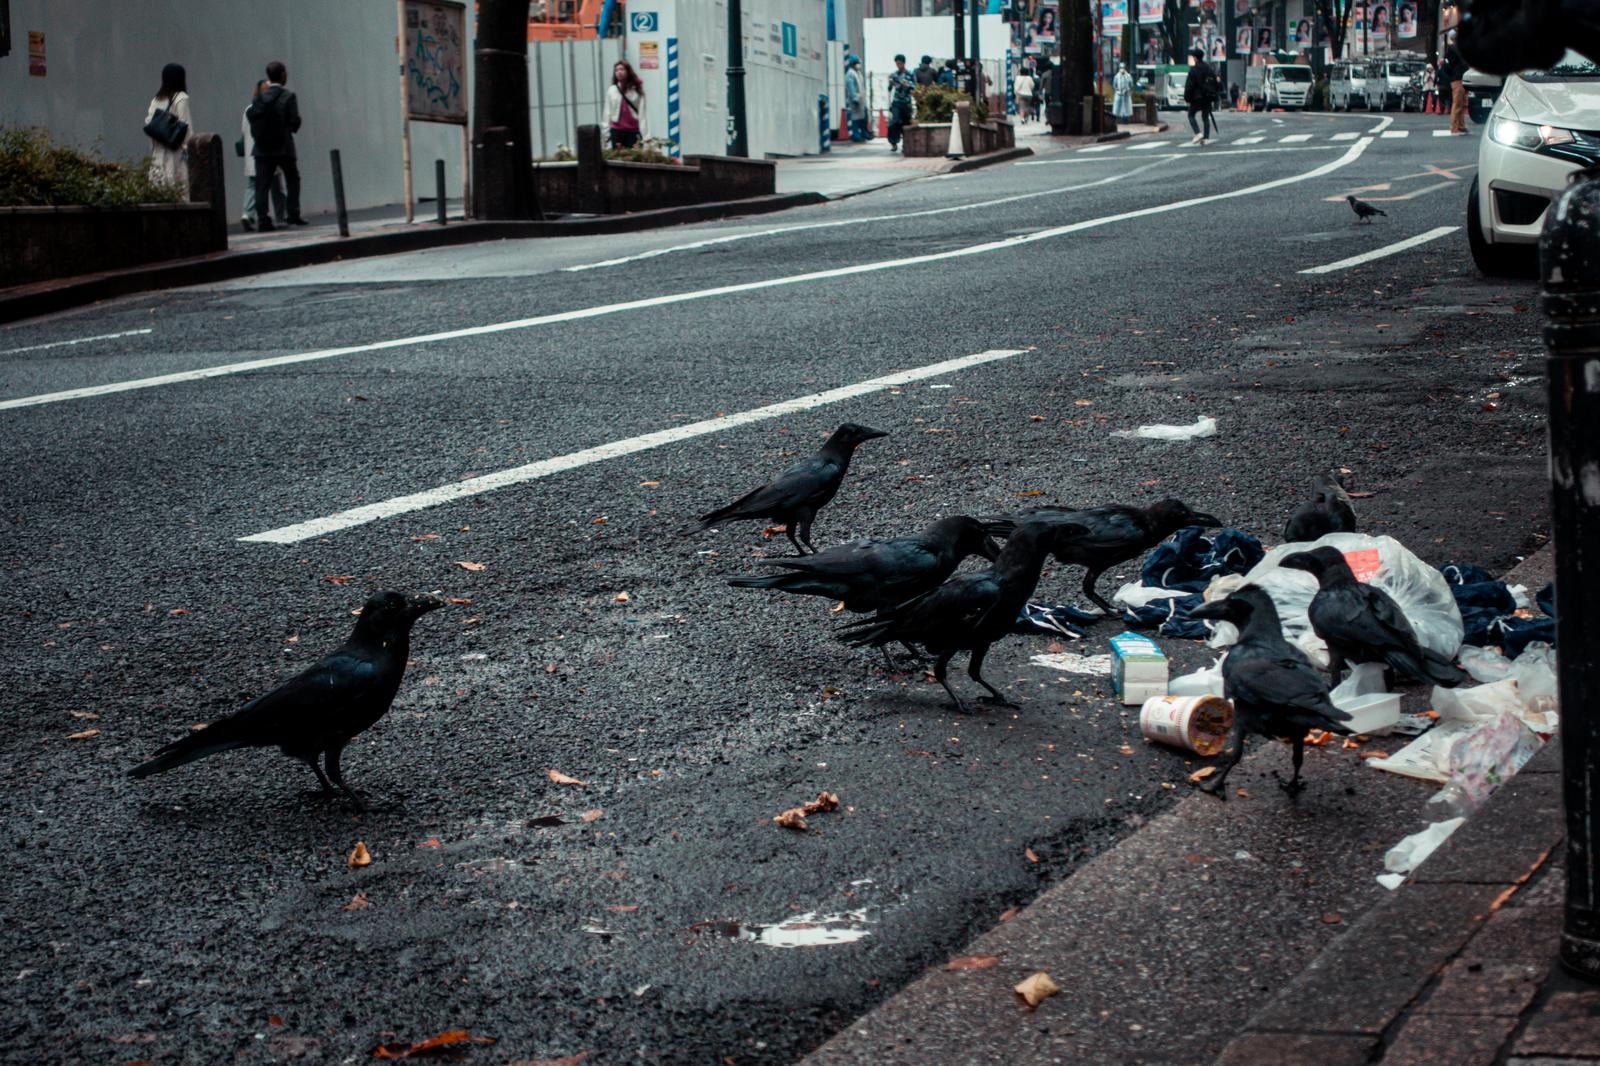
left=913, top=84, right=968, bottom=123
left=0, top=126, right=184, bottom=207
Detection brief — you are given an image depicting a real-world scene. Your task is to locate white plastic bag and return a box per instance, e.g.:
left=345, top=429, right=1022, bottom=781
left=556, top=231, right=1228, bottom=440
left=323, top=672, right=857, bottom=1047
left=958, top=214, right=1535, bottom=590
left=1459, top=644, right=1515, bottom=684
left=1168, top=657, right=1226, bottom=697
left=1441, top=709, right=1542, bottom=809
left=1384, top=817, right=1465, bottom=874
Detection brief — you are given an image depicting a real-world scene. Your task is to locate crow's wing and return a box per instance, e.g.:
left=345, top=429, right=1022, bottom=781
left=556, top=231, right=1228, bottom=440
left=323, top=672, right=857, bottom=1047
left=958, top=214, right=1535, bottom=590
left=700, top=455, right=843, bottom=523
left=1309, top=585, right=1421, bottom=660
left=1224, top=645, right=1351, bottom=735
left=219, top=645, right=395, bottom=749
left=763, top=536, right=942, bottom=609
left=839, top=571, right=997, bottom=646
left=1048, top=507, right=1149, bottom=561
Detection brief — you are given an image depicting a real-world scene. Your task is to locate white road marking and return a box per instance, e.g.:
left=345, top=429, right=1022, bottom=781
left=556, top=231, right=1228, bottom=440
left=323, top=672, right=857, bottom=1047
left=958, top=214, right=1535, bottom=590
left=563, top=157, right=1174, bottom=272
left=1125, top=141, right=1172, bottom=150
left=1233, top=136, right=1266, bottom=144
left=0, top=328, right=153, bottom=356
left=1298, top=225, right=1460, bottom=274
left=1077, top=143, right=1120, bottom=152
left=1279, top=133, right=1313, bottom=142
left=1332, top=131, right=1361, bottom=140
left=1433, top=128, right=1456, bottom=137
left=1380, top=129, right=1410, bottom=138
left=1022, top=145, right=1340, bottom=164
left=2, top=138, right=1374, bottom=414
left=1367, top=115, right=1395, bottom=134
left=239, top=349, right=1029, bottom=543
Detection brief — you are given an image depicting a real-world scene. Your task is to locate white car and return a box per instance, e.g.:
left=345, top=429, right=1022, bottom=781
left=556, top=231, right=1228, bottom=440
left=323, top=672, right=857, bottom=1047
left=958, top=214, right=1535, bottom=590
left=1470, top=50, right=1600, bottom=276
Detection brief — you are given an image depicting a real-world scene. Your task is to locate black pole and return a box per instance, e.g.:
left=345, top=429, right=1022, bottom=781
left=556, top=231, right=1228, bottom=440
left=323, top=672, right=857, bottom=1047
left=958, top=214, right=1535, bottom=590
left=329, top=149, right=349, bottom=237
left=472, top=0, right=536, bottom=219
left=970, top=0, right=982, bottom=104
left=727, top=0, right=749, bottom=157
left=1543, top=169, right=1600, bottom=982
left=954, top=0, right=966, bottom=82
left=435, top=159, right=447, bottom=225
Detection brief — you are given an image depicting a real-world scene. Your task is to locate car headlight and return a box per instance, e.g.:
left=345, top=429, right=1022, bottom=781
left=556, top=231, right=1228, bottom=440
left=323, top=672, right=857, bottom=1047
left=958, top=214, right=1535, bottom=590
left=1491, top=118, right=1577, bottom=151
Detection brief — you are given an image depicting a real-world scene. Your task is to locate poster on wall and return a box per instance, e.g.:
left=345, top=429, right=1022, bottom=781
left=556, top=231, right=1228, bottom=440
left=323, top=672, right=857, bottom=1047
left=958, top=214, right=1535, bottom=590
left=1291, top=15, right=1313, bottom=49
left=1138, top=0, right=1163, bottom=24
left=1397, top=1, right=1417, bottom=37
left=1235, top=23, right=1252, bottom=54
left=1255, top=25, right=1273, bottom=51
left=1101, top=0, right=1129, bottom=31
left=403, top=0, right=466, bottom=123
left=1141, top=26, right=1165, bottom=61
left=1034, top=3, right=1059, bottom=44
left=1370, top=3, right=1390, bottom=37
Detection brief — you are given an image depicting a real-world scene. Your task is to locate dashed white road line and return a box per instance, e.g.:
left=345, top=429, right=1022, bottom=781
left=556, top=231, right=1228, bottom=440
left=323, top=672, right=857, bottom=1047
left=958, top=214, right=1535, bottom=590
left=1381, top=129, right=1411, bottom=138
left=1332, top=131, right=1361, bottom=140
left=1298, top=225, right=1460, bottom=274
left=1233, top=136, right=1266, bottom=144
left=1077, top=143, right=1120, bottom=152
left=1433, top=128, right=1458, bottom=137
left=1367, top=115, right=1395, bottom=134
left=1126, top=141, right=1172, bottom=150
left=0, top=328, right=153, bottom=356
left=1, top=137, right=1374, bottom=414
left=1280, top=133, right=1313, bottom=143
left=239, top=349, right=1029, bottom=543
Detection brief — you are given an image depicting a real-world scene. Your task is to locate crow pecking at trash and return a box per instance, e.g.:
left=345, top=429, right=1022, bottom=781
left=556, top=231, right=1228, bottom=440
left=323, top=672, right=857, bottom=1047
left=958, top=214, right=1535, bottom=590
left=1281, top=546, right=1469, bottom=687
left=127, top=590, right=444, bottom=809
left=1346, top=194, right=1388, bottom=222
left=983, top=499, right=1223, bottom=617
left=1283, top=472, right=1358, bottom=543
left=680, top=423, right=888, bottom=555
left=1189, top=585, right=1353, bottom=798
left=838, top=520, right=1079, bottom=713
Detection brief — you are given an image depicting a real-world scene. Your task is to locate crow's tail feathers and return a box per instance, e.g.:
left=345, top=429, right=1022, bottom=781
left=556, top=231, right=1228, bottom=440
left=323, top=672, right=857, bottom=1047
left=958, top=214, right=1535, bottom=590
left=837, top=614, right=897, bottom=648
left=127, top=727, right=246, bottom=779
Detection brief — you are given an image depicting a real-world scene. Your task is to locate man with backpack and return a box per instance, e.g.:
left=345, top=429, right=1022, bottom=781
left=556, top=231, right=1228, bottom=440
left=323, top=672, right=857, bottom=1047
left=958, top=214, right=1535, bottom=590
left=248, top=60, right=306, bottom=230
left=1183, top=47, right=1219, bottom=146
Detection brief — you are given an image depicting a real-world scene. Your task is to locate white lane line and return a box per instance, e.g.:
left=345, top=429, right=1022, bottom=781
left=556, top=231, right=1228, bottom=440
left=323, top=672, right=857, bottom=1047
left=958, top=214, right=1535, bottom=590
left=1332, top=131, right=1361, bottom=140
left=0, top=328, right=153, bottom=356
left=3, top=138, right=1373, bottom=415
left=1367, top=115, right=1395, bottom=134
left=1380, top=129, right=1410, bottom=138
left=1233, top=136, right=1266, bottom=144
left=1280, top=133, right=1313, bottom=143
left=562, top=157, right=1174, bottom=272
left=1022, top=145, right=1339, bottom=164
left=1433, top=128, right=1456, bottom=137
left=240, top=349, right=1028, bottom=543
left=1125, top=141, right=1172, bottom=150
left=1298, top=225, right=1459, bottom=274
left=1077, top=143, right=1120, bottom=152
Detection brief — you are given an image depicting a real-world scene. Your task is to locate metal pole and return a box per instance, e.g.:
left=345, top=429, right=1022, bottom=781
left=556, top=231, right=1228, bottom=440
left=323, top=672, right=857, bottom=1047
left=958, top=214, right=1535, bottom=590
left=534, top=42, right=549, bottom=158
left=330, top=149, right=349, bottom=237
left=970, top=0, right=982, bottom=105
left=396, top=0, right=414, bottom=223
left=954, top=0, right=966, bottom=84
left=460, top=125, right=471, bottom=218
left=566, top=41, right=580, bottom=151
left=1544, top=169, right=1600, bottom=983
left=435, top=159, right=447, bottom=224
left=727, top=0, right=749, bottom=156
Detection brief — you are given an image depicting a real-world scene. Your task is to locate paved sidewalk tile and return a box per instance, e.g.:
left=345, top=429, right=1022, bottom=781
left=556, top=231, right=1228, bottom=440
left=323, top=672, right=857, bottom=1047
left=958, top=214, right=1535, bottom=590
left=1381, top=1014, right=1518, bottom=1064
left=1512, top=992, right=1600, bottom=1057
left=1216, top=1032, right=1376, bottom=1066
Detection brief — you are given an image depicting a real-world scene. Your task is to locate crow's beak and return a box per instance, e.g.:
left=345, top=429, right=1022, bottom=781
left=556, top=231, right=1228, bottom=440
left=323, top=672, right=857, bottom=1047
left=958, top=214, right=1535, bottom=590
left=860, top=426, right=889, bottom=441
left=1278, top=552, right=1314, bottom=572
left=1188, top=598, right=1230, bottom=622
left=409, top=592, right=446, bottom=615
left=1188, top=511, right=1223, bottom=528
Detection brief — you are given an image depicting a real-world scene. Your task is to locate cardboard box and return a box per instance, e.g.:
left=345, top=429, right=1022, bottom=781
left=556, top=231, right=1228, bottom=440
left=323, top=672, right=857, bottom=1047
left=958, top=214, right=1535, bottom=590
left=1109, top=632, right=1169, bottom=706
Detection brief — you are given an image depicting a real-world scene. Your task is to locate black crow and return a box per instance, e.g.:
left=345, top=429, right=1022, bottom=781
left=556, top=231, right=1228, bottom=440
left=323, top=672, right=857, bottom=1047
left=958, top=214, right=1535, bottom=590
left=984, top=499, right=1222, bottom=616
left=1190, top=585, right=1353, bottom=798
left=1346, top=194, right=1387, bottom=222
left=1283, top=472, right=1358, bottom=543
left=838, top=521, right=1079, bottom=712
left=128, top=590, right=445, bottom=809
left=680, top=422, right=888, bottom=555
left=1280, top=546, right=1468, bottom=687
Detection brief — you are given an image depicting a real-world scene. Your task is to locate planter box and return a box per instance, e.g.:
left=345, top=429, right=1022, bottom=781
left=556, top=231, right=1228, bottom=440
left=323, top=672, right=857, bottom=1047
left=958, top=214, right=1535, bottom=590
left=533, top=144, right=777, bottom=216
left=0, top=203, right=222, bottom=288
left=969, top=120, right=1016, bottom=155
left=902, top=123, right=952, bottom=157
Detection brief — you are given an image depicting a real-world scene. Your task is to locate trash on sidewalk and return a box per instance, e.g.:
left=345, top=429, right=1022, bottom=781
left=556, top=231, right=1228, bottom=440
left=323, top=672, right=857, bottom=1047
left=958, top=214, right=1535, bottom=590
left=1112, top=527, right=1265, bottom=639
left=1014, top=971, right=1061, bottom=1009
left=1441, top=563, right=1556, bottom=656
left=1140, top=694, right=1233, bottom=756
left=1112, top=416, right=1218, bottom=441
left=774, top=791, right=841, bottom=831
left=1013, top=600, right=1102, bottom=640
left=1329, top=662, right=1401, bottom=734
left=1110, top=632, right=1169, bottom=705
left=1167, top=656, right=1225, bottom=697
left=1379, top=816, right=1466, bottom=888
left=1030, top=650, right=1113, bottom=675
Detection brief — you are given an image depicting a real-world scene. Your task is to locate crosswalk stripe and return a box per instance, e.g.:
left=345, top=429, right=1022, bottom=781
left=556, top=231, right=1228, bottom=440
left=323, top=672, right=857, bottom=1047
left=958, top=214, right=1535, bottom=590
left=1332, top=131, right=1361, bottom=141
left=1280, top=134, right=1313, bottom=142
left=1234, top=136, right=1265, bottom=144
left=1432, top=128, right=1455, bottom=137
left=1126, top=141, right=1171, bottom=150
left=1381, top=129, right=1410, bottom=138
left=1078, top=143, right=1119, bottom=152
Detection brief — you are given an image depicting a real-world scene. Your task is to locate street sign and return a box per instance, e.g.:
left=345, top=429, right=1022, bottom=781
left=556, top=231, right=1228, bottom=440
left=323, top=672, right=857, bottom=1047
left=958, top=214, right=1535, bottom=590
left=781, top=22, right=797, bottom=57
left=631, top=11, right=658, bottom=32
left=403, top=0, right=466, bottom=123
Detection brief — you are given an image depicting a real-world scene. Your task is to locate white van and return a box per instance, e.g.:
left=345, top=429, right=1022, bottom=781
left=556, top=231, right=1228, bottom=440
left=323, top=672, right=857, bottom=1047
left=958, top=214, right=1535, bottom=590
left=1329, top=59, right=1369, bottom=110
left=1245, top=63, right=1313, bottom=109
left=1365, top=55, right=1427, bottom=110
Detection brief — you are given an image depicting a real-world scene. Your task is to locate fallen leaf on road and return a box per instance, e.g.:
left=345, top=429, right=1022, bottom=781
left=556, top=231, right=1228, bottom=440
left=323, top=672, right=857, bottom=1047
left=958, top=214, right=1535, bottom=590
left=418, top=838, right=442, bottom=848
left=946, top=954, right=1001, bottom=971
left=455, top=561, right=486, bottom=572
left=1029, top=415, right=1045, bottom=422
left=639, top=480, right=661, bottom=487
left=998, top=907, right=1020, bottom=923
left=347, top=841, right=372, bottom=868
left=1016, top=490, right=1045, bottom=497
left=774, top=791, right=840, bottom=831
left=1188, top=766, right=1217, bottom=783
left=411, top=533, right=440, bottom=542
left=269, top=1015, right=285, bottom=1027
left=581, top=809, right=605, bottom=823
left=342, top=892, right=372, bottom=912
left=509, top=1053, right=589, bottom=1066
left=168, top=608, right=189, bottom=616
left=324, top=575, right=355, bottom=586
left=606, top=905, right=639, bottom=913
left=68, top=729, right=100, bottom=740
left=1014, top=971, right=1061, bottom=1009
left=70, top=711, right=99, bottom=719
left=446, top=597, right=472, bottom=605
left=372, top=1029, right=492, bottom=1059
left=613, top=592, right=630, bottom=603
left=1024, top=847, right=1040, bottom=864
left=1321, top=912, right=1343, bottom=925
left=547, top=769, right=586, bottom=786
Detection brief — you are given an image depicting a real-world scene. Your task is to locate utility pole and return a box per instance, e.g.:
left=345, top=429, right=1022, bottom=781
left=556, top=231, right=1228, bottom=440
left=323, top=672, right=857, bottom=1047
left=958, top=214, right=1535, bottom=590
left=970, top=0, right=982, bottom=101
left=472, top=0, right=536, bottom=219
left=954, top=0, right=967, bottom=87
left=727, top=0, right=749, bottom=156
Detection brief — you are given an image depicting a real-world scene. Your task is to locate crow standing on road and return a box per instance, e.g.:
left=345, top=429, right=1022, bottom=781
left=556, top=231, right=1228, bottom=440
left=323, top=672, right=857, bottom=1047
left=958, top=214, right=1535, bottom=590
left=1189, top=585, right=1353, bottom=798
left=127, top=590, right=444, bottom=809
left=680, top=423, right=888, bottom=555
left=1283, top=472, right=1358, bottom=542
left=838, top=521, right=1080, bottom=712
left=1346, top=194, right=1388, bottom=222
left=1280, top=546, right=1468, bottom=687
left=983, top=499, right=1223, bottom=616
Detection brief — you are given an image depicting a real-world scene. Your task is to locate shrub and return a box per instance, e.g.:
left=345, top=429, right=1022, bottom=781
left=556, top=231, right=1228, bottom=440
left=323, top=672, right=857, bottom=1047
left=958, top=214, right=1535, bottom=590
left=0, top=126, right=184, bottom=207
left=913, top=84, right=969, bottom=123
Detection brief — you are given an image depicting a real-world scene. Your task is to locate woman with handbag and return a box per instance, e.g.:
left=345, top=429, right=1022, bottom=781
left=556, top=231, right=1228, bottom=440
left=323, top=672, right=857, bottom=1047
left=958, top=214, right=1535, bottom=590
left=605, top=60, right=648, bottom=150
left=144, top=63, right=192, bottom=192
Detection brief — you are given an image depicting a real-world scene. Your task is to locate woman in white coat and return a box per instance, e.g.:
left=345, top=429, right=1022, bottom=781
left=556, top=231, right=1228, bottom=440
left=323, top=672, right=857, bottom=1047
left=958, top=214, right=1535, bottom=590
left=240, top=79, right=287, bottom=230
left=1113, top=64, right=1134, bottom=122
left=145, top=63, right=192, bottom=192
left=605, top=60, right=649, bottom=150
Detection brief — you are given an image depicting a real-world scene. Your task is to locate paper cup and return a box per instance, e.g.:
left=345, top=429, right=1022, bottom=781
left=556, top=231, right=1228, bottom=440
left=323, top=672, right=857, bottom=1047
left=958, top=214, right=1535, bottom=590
left=1140, top=694, right=1234, bottom=757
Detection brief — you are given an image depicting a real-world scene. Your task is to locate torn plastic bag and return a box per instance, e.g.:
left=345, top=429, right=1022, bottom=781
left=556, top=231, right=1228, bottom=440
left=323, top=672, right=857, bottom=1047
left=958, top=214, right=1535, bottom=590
left=1384, top=817, right=1465, bottom=875
left=1168, top=657, right=1226, bottom=697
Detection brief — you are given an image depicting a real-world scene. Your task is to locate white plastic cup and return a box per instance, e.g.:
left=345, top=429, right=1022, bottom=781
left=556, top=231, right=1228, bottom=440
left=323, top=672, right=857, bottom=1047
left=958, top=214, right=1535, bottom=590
left=1139, top=694, right=1234, bottom=757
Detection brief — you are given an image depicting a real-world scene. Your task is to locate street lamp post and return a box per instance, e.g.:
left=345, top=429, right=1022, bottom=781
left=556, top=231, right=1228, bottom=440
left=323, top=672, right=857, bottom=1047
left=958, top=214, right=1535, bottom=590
left=727, top=0, right=749, bottom=156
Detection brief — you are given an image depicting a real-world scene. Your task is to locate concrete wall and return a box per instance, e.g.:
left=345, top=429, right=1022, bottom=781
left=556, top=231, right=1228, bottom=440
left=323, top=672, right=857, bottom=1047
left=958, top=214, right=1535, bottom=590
left=529, top=37, right=626, bottom=159
left=0, top=0, right=474, bottom=216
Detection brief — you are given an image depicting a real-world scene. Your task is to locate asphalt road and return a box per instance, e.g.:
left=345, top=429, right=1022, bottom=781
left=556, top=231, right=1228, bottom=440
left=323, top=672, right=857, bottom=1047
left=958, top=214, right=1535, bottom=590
left=0, top=111, right=1550, bottom=1064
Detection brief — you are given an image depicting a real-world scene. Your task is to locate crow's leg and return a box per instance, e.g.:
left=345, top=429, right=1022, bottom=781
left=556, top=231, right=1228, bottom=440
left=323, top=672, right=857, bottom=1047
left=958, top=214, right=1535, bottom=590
left=795, top=509, right=818, bottom=554
left=302, top=755, right=338, bottom=797
left=1197, top=721, right=1248, bottom=801
left=1081, top=568, right=1115, bottom=617
left=969, top=644, right=1015, bottom=707
left=932, top=651, right=970, bottom=714
left=1274, top=738, right=1307, bottom=797
left=324, top=746, right=368, bottom=812
left=784, top=525, right=807, bottom=556
left=880, top=645, right=899, bottom=672
left=1328, top=649, right=1348, bottom=684
left=898, top=641, right=926, bottom=663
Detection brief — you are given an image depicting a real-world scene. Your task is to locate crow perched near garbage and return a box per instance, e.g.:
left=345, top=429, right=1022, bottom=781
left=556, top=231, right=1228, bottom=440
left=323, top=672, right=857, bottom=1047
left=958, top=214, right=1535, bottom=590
left=1283, top=472, right=1358, bottom=543
left=1346, top=194, right=1388, bottom=222
left=984, top=499, right=1222, bottom=616
left=1189, top=585, right=1353, bottom=798
left=680, top=423, right=888, bottom=555
left=127, top=590, right=444, bottom=809
left=838, top=521, right=1078, bottom=712
left=728, top=515, right=998, bottom=613
left=1281, top=546, right=1469, bottom=687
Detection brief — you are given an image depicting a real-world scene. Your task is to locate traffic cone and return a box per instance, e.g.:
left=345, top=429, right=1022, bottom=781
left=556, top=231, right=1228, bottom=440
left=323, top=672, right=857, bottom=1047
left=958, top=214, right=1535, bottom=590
left=877, top=109, right=889, bottom=138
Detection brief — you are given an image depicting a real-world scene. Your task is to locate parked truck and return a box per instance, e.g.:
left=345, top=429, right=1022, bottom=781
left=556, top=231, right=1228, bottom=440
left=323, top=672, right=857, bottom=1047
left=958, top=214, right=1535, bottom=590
left=1245, top=63, right=1313, bottom=110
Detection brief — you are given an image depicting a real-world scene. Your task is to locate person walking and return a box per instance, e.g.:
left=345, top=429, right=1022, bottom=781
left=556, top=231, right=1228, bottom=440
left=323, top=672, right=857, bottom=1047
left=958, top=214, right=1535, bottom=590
left=144, top=63, right=192, bottom=193
left=844, top=57, right=869, bottom=142
left=247, top=61, right=305, bottom=230
left=938, top=59, right=958, bottom=88
left=1421, top=60, right=1437, bottom=113
left=239, top=79, right=287, bottom=231
left=915, top=55, right=937, bottom=87
left=1183, top=48, right=1219, bottom=145
left=1014, top=67, right=1036, bottom=123
left=887, top=54, right=916, bottom=153
left=1113, top=63, right=1134, bottom=123
left=1439, top=31, right=1468, bottom=134
left=605, top=60, right=648, bottom=149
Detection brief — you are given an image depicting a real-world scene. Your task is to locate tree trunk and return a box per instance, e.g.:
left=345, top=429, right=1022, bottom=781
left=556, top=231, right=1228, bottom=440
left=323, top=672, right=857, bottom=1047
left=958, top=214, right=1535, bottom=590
left=1051, top=0, right=1095, bottom=134
left=473, top=0, right=537, bottom=219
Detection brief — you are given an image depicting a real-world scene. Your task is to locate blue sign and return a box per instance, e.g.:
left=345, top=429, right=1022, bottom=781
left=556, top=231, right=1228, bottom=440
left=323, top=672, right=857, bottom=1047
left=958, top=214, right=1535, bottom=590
left=781, top=22, right=798, bottom=57
left=631, top=11, right=658, bottom=32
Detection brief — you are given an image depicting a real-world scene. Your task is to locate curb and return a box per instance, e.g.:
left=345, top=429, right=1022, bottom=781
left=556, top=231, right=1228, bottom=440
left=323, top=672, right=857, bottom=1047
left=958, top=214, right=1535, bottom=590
left=947, top=145, right=1036, bottom=173
left=0, top=191, right=826, bottom=325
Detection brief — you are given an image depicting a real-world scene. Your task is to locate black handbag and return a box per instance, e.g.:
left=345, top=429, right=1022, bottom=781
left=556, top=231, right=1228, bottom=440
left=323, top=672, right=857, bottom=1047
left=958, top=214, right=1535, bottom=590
left=143, top=102, right=189, bottom=150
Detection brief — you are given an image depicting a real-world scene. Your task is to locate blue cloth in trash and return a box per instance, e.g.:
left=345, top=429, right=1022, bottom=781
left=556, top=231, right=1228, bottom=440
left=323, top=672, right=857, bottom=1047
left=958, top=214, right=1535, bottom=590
left=1012, top=601, right=1103, bottom=640
left=1440, top=563, right=1556, bottom=655
left=1113, top=527, right=1265, bottom=639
